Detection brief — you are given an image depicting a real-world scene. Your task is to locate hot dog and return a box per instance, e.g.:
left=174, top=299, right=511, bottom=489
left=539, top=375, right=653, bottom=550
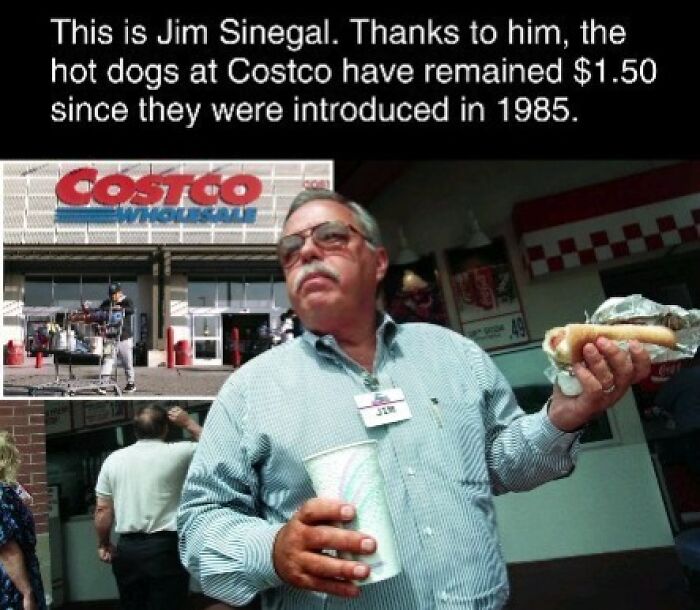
left=543, top=323, right=677, bottom=365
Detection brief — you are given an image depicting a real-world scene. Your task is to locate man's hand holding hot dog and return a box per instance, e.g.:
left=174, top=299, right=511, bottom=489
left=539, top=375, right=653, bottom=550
left=548, top=337, right=651, bottom=432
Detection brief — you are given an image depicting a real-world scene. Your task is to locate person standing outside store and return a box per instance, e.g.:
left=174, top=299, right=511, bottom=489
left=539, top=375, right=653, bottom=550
left=99, top=282, right=136, bottom=393
left=280, top=308, right=302, bottom=342
left=94, top=406, right=202, bottom=610
left=177, top=189, right=651, bottom=609
left=0, top=431, right=46, bottom=610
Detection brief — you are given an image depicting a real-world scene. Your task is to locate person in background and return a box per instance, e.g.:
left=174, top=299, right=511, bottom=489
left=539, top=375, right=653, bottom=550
left=99, top=282, right=136, bottom=393
left=385, top=268, right=448, bottom=326
left=250, top=324, right=274, bottom=358
left=280, top=310, right=295, bottom=343
left=94, top=406, right=202, bottom=610
left=280, top=308, right=302, bottom=342
left=655, top=349, right=700, bottom=477
left=655, top=350, right=700, bottom=432
left=177, top=189, right=651, bottom=610
left=0, top=431, right=46, bottom=610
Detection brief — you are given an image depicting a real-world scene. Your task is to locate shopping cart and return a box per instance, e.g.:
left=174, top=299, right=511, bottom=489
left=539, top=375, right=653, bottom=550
left=26, top=306, right=125, bottom=396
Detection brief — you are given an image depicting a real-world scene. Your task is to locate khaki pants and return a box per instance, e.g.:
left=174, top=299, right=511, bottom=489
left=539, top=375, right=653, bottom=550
left=101, top=337, right=135, bottom=384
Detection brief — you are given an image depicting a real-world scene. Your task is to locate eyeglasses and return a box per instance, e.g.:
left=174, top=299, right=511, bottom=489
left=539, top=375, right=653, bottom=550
left=277, top=220, right=370, bottom=268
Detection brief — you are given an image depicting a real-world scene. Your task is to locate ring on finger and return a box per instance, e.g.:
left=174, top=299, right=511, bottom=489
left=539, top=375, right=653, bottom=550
left=603, top=385, right=616, bottom=394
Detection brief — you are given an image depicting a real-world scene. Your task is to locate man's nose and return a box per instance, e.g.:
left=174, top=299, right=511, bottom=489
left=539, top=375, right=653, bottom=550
left=298, top=232, right=323, bottom=263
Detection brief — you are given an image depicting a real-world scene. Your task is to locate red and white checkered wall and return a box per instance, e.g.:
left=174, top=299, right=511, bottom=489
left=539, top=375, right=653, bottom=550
left=522, top=196, right=700, bottom=277
left=513, top=162, right=700, bottom=278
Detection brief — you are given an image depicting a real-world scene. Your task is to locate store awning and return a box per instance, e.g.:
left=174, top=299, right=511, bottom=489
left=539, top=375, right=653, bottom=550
left=513, top=162, right=700, bottom=277
left=3, top=245, right=280, bottom=275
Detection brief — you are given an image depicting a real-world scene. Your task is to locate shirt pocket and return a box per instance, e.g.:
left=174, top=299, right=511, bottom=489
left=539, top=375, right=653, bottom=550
left=414, top=389, right=491, bottom=487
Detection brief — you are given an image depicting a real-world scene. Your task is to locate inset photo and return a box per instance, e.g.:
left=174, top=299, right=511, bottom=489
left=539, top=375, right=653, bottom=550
left=3, top=160, right=332, bottom=397
left=43, top=400, right=236, bottom=609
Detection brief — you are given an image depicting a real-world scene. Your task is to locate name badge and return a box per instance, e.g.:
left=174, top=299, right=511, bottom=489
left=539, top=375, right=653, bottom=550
left=354, top=388, right=412, bottom=428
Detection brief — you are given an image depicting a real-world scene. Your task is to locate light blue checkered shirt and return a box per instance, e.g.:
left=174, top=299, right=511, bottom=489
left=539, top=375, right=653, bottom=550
left=178, top=315, right=581, bottom=609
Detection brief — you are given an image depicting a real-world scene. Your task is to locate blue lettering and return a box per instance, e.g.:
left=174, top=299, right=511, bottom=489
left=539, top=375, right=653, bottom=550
left=110, top=206, right=258, bottom=224
left=183, top=208, right=201, bottom=223
left=115, top=208, right=143, bottom=223
left=156, top=209, right=175, bottom=222
left=212, top=208, right=232, bottom=223
left=140, top=208, right=160, bottom=223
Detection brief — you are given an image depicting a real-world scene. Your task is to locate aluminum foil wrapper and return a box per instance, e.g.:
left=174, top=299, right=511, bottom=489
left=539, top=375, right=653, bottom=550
left=545, top=294, right=700, bottom=396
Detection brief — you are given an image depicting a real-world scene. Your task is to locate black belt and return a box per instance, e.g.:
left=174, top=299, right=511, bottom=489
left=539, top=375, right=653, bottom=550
left=120, top=531, right=178, bottom=539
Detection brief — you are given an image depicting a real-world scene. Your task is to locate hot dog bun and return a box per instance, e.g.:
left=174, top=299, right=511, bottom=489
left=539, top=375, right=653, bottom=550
left=543, top=323, right=677, bottom=365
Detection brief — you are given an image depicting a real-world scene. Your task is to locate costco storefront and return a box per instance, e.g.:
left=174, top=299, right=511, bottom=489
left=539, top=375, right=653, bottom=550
left=3, top=160, right=332, bottom=365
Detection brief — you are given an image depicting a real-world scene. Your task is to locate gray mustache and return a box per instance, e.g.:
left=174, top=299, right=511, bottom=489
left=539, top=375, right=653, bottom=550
left=293, top=261, right=341, bottom=293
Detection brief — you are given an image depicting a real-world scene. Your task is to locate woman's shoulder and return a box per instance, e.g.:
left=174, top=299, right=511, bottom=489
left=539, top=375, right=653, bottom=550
left=0, top=482, right=20, bottom=505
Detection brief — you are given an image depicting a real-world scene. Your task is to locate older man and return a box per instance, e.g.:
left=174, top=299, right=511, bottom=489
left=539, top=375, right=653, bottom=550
left=178, top=189, right=650, bottom=610
left=95, top=406, right=202, bottom=610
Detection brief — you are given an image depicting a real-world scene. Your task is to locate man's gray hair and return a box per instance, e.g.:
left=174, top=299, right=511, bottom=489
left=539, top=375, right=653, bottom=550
left=284, top=189, right=383, bottom=248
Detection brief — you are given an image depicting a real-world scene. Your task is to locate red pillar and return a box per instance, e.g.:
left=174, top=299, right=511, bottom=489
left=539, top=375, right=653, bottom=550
left=35, top=351, right=44, bottom=368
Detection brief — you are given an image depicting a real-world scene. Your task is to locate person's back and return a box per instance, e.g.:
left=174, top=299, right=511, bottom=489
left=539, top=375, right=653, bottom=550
left=655, top=364, right=700, bottom=486
left=656, top=366, right=700, bottom=432
left=94, top=406, right=202, bottom=610
left=97, top=439, right=195, bottom=533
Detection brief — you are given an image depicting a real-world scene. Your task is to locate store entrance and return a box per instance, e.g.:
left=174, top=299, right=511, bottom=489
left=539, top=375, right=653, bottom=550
left=191, top=314, right=222, bottom=365
left=222, top=313, right=271, bottom=366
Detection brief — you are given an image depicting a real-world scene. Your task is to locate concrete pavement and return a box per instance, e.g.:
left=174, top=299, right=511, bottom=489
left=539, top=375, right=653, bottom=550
left=4, top=358, right=234, bottom=397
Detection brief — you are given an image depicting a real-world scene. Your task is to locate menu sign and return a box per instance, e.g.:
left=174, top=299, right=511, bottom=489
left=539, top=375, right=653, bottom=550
left=461, top=313, right=529, bottom=351
left=446, top=237, right=529, bottom=351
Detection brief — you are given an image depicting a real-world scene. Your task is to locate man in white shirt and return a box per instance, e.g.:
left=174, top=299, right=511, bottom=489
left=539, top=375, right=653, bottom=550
left=94, top=405, right=202, bottom=610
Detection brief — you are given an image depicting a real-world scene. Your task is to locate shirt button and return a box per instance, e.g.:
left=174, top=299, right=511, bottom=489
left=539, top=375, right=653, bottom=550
left=406, top=467, right=416, bottom=477
left=423, top=526, right=433, bottom=537
left=439, top=591, right=449, bottom=602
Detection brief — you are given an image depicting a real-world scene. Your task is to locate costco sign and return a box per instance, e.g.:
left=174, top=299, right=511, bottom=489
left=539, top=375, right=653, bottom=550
left=55, top=168, right=262, bottom=224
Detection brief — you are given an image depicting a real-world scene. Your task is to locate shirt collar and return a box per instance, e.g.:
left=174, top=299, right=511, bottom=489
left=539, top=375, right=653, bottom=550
left=301, top=311, right=398, bottom=357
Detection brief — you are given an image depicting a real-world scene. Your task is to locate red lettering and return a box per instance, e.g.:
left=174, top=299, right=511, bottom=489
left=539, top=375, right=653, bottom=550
left=92, top=174, right=135, bottom=206
left=131, top=175, right=165, bottom=205
left=55, top=168, right=97, bottom=206
left=55, top=169, right=263, bottom=206
left=221, top=174, right=263, bottom=205
left=189, top=174, right=221, bottom=206
left=161, top=175, right=195, bottom=205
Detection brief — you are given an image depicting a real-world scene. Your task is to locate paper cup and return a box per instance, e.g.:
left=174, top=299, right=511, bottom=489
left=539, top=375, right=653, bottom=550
left=303, top=440, right=401, bottom=585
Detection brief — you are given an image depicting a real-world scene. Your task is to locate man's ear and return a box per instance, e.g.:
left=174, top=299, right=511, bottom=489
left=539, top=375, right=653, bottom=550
left=375, top=247, right=389, bottom=284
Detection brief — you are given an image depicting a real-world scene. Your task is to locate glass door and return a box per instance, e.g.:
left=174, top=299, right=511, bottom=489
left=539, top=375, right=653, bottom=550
left=191, top=314, right=222, bottom=365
